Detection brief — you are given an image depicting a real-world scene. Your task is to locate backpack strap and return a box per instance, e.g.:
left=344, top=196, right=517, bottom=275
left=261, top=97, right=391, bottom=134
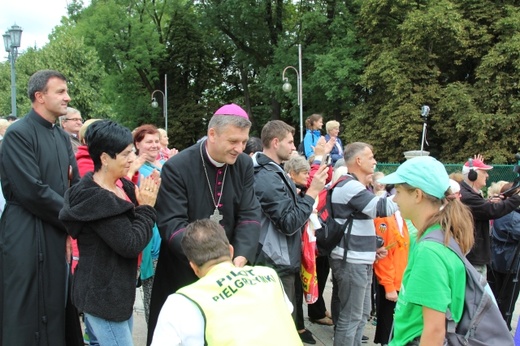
left=421, top=229, right=484, bottom=285
left=342, top=218, right=354, bottom=261
left=421, top=229, right=489, bottom=336
left=421, top=230, right=462, bottom=333
left=330, top=175, right=354, bottom=261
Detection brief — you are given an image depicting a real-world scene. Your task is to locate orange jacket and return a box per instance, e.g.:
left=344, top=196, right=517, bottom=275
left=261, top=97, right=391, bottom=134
left=373, top=214, right=410, bottom=293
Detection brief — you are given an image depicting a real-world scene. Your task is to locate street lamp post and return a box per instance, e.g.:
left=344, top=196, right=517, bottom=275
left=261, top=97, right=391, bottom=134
left=282, top=44, right=303, bottom=141
left=3, top=24, right=23, bottom=118
left=151, top=74, right=168, bottom=133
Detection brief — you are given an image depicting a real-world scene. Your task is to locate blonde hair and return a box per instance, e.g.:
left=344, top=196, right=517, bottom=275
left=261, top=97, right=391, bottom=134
left=79, top=119, right=102, bottom=145
left=372, top=171, right=386, bottom=196
left=326, top=120, right=340, bottom=134
left=332, top=166, right=348, bottom=184
left=373, top=171, right=385, bottom=183
left=488, top=180, right=508, bottom=199
left=0, top=119, right=11, bottom=135
left=401, top=183, right=475, bottom=254
left=158, top=128, right=167, bottom=140
left=449, top=172, right=464, bottom=183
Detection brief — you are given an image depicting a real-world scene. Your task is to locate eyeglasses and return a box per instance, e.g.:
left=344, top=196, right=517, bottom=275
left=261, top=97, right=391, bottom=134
left=64, top=118, right=83, bottom=122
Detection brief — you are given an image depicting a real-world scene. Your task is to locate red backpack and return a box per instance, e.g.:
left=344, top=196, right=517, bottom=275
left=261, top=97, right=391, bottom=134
left=315, top=175, right=354, bottom=257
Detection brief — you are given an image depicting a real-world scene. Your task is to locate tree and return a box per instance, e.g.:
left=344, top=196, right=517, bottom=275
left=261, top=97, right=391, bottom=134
left=0, top=26, right=107, bottom=119
left=348, top=0, right=520, bottom=163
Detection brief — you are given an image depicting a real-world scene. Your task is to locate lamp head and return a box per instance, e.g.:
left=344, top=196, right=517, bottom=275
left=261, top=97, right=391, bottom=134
left=151, top=98, right=159, bottom=108
left=9, top=24, right=22, bottom=48
left=3, top=32, right=11, bottom=52
left=282, top=79, right=292, bottom=93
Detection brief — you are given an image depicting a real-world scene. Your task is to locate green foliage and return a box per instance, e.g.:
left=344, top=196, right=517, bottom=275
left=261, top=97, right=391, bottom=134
left=2, top=0, right=520, bottom=163
left=349, top=0, right=520, bottom=163
left=0, top=63, right=14, bottom=116
left=0, top=25, right=107, bottom=119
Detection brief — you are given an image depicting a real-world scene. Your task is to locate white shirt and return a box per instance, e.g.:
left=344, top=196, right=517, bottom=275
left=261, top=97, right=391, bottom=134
left=151, top=294, right=204, bottom=346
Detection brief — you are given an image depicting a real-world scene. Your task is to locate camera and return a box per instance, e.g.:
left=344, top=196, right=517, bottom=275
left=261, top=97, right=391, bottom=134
left=421, top=105, right=430, bottom=118
left=376, top=236, right=385, bottom=248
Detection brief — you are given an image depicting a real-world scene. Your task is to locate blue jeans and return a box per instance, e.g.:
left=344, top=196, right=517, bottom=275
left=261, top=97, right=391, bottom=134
left=84, top=313, right=134, bottom=346
left=329, top=259, right=372, bottom=346
left=84, top=316, right=99, bottom=346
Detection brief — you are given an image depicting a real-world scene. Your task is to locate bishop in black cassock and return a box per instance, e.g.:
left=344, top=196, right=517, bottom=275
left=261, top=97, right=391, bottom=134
left=147, top=134, right=261, bottom=344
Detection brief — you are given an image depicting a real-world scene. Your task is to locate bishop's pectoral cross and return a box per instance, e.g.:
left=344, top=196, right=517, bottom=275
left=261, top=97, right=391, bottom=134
left=210, top=208, right=223, bottom=223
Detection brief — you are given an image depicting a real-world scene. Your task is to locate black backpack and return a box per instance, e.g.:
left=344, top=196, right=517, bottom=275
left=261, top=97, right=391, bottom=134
left=422, top=230, right=514, bottom=346
left=315, top=176, right=354, bottom=257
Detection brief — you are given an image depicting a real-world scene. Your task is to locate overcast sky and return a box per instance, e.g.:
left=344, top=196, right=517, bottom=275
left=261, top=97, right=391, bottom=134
left=0, top=0, right=90, bottom=61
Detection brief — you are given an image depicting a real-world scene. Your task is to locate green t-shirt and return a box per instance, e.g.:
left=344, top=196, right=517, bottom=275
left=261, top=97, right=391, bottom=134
left=390, top=225, right=466, bottom=346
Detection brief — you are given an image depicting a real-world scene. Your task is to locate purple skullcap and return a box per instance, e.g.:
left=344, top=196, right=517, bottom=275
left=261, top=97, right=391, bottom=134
left=213, top=103, right=249, bottom=119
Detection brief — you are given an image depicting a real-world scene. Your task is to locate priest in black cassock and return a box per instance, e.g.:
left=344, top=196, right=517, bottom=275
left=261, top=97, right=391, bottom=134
left=147, top=104, right=261, bottom=345
left=0, top=70, right=80, bottom=346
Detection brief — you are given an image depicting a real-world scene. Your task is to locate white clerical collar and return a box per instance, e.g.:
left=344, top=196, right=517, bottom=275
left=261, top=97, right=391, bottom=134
left=205, top=143, right=226, bottom=167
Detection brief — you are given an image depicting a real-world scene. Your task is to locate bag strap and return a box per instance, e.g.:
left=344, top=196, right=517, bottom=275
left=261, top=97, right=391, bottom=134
left=329, top=175, right=354, bottom=261
left=421, top=229, right=489, bottom=335
left=420, top=230, right=462, bottom=333
left=342, top=218, right=354, bottom=261
left=421, top=229, right=484, bottom=284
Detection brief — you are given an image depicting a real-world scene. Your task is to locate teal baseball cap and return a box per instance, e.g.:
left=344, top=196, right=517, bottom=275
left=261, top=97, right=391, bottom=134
left=378, top=156, right=450, bottom=199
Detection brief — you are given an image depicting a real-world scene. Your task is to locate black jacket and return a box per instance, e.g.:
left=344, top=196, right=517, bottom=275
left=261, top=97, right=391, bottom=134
left=59, top=172, right=156, bottom=321
left=252, top=152, right=315, bottom=276
left=460, top=181, right=520, bottom=265
left=491, top=209, right=520, bottom=273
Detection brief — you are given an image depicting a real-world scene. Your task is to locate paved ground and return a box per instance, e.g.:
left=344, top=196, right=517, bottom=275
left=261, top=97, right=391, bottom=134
left=127, top=272, right=520, bottom=346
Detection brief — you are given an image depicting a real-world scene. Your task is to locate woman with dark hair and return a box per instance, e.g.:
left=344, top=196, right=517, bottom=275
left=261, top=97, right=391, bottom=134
left=60, top=120, right=160, bottom=345
left=244, top=136, right=263, bottom=157
left=302, top=114, right=323, bottom=158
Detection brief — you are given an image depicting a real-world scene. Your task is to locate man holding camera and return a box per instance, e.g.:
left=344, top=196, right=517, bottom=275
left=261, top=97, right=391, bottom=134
left=252, top=120, right=328, bottom=344
left=460, top=156, right=520, bottom=276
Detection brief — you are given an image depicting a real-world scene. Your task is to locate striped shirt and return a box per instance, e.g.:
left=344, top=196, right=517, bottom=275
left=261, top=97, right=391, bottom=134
left=330, top=175, right=398, bottom=264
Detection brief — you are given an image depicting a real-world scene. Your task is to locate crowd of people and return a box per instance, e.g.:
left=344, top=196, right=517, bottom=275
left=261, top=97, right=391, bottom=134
left=0, top=69, right=518, bottom=346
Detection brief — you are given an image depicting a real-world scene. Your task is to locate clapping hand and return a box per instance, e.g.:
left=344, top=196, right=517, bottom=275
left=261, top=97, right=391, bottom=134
left=136, top=171, right=161, bottom=207
left=313, top=136, right=336, bottom=157
left=168, top=148, right=179, bottom=157
left=127, top=154, right=147, bottom=180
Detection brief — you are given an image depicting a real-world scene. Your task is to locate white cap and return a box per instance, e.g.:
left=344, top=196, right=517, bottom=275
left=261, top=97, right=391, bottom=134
left=449, top=179, right=460, bottom=194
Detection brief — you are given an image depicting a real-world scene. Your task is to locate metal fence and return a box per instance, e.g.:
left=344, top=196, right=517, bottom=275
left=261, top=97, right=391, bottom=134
left=376, top=163, right=517, bottom=188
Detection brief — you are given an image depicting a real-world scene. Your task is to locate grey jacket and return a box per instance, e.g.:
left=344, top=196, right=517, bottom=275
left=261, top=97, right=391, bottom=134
left=252, top=152, right=315, bottom=276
